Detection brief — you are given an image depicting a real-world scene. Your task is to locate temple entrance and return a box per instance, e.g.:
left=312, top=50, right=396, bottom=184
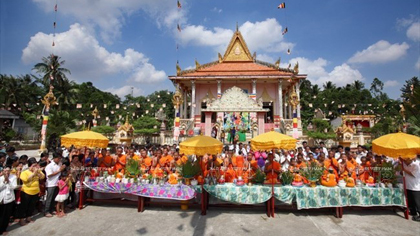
left=201, top=86, right=269, bottom=141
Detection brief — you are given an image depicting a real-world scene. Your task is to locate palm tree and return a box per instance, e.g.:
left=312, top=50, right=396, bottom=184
left=352, top=80, right=365, bottom=90
left=33, top=54, right=71, bottom=88
left=323, top=81, right=336, bottom=90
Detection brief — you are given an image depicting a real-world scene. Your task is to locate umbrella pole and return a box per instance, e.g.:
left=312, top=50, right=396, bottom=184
left=271, top=149, right=275, bottom=218
left=401, top=162, right=410, bottom=220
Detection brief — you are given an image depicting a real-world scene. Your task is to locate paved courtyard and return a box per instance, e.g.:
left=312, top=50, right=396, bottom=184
left=7, top=202, right=419, bottom=236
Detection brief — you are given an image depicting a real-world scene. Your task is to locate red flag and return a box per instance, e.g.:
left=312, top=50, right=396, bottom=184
left=54, top=4, right=57, bottom=11
left=177, top=1, right=181, bottom=8
left=177, top=24, right=181, bottom=32
left=277, top=3, right=286, bottom=9
left=282, top=27, right=288, bottom=35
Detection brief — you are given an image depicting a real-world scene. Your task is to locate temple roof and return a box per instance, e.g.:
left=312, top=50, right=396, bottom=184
left=171, top=29, right=303, bottom=79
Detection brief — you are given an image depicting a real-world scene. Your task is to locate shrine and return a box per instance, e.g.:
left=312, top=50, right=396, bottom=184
left=169, top=28, right=307, bottom=141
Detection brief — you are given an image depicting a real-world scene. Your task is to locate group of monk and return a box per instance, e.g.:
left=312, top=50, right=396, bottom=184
left=65, top=142, right=395, bottom=186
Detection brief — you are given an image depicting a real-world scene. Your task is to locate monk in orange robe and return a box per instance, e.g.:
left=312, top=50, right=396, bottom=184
left=207, top=154, right=223, bottom=178
left=324, top=151, right=339, bottom=180
left=358, top=156, right=371, bottom=183
left=232, top=154, right=246, bottom=178
left=139, top=149, right=152, bottom=173
left=295, top=154, right=307, bottom=170
left=98, top=149, right=115, bottom=173
left=244, top=153, right=258, bottom=183
left=264, top=153, right=281, bottom=184
left=223, top=154, right=236, bottom=182
left=113, top=147, right=126, bottom=172
left=346, top=154, right=358, bottom=179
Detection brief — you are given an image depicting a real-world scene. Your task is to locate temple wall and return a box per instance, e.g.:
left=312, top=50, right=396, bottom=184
left=194, top=83, right=217, bottom=115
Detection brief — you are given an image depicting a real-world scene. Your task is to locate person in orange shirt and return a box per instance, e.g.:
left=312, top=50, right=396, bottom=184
left=223, top=152, right=236, bottom=182
left=346, top=154, right=358, bottom=179
left=295, top=154, right=307, bottom=170
left=127, top=148, right=140, bottom=161
left=159, top=148, right=173, bottom=172
left=98, top=149, right=115, bottom=171
left=113, top=147, right=126, bottom=172
left=264, top=153, right=281, bottom=184
left=324, top=151, right=339, bottom=180
left=232, top=151, right=246, bottom=178
left=139, top=149, right=152, bottom=174
left=358, top=156, right=372, bottom=183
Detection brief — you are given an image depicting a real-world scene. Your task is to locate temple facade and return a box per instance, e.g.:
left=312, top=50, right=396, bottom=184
left=168, top=29, right=307, bottom=141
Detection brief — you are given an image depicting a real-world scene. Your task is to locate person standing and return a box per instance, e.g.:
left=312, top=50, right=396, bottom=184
left=401, top=157, right=420, bottom=222
left=18, top=158, right=44, bottom=226
left=0, top=167, right=18, bottom=234
left=44, top=153, right=65, bottom=217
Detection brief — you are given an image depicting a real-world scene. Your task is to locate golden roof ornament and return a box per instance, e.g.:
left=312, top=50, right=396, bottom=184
left=176, top=62, right=181, bottom=76
left=293, top=62, right=299, bottom=74
left=195, top=59, right=201, bottom=69
left=118, top=115, right=134, bottom=132
left=399, top=104, right=406, bottom=121
left=275, top=57, right=281, bottom=69
left=218, top=53, right=223, bottom=63
left=41, top=85, right=57, bottom=108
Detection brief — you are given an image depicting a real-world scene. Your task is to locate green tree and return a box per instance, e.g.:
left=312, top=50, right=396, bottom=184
left=92, top=126, right=115, bottom=134
left=306, top=118, right=335, bottom=145
left=133, top=116, right=160, bottom=135
left=33, top=54, right=71, bottom=88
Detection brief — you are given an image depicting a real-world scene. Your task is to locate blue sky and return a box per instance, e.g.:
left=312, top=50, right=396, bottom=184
left=0, top=0, right=419, bottom=99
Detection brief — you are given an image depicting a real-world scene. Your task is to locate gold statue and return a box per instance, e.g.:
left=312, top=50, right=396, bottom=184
left=289, top=86, right=299, bottom=109
left=92, top=106, right=99, bottom=119
left=172, top=86, right=183, bottom=109
left=41, top=86, right=57, bottom=108
left=176, top=62, right=181, bottom=76
left=293, top=62, right=299, bottom=74
left=195, top=59, right=201, bottom=69
left=275, top=57, right=281, bottom=68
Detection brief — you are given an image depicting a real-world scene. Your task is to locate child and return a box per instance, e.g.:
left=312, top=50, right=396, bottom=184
left=55, top=172, right=70, bottom=217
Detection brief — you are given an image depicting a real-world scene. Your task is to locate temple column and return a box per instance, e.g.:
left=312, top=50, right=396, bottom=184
left=190, top=80, right=196, bottom=119
left=278, top=79, right=283, bottom=119
left=183, top=89, right=187, bottom=119
left=257, top=112, right=265, bottom=135
left=179, top=88, right=184, bottom=119
left=288, top=91, right=292, bottom=119
left=217, top=80, right=222, bottom=98
left=252, top=79, right=257, bottom=100
left=204, top=112, right=212, bottom=136
left=295, top=82, right=301, bottom=119
left=283, top=94, right=287, bottom=120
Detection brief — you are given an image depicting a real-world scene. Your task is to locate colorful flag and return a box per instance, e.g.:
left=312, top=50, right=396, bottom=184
left=282, top=27, right=288, bottom=35
left=54, top=4, right=57, bottom=11
left=287, top=48, right=291, bottom=55
left=177, top=0, right=181, bottom=8
left=278, top=2, right=286, bottom=8
left=177, top=24, right=182, bottom=32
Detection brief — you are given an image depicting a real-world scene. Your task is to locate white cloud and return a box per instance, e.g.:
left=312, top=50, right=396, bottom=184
left=32, top=0, right=187, bottom=43
left=348, top=40, right=409, bottom=64
left=22, top=23, right=166, bottom=84
left=415, top=57, right=420, bottom=70
left=256, top=54, right=275, bottom=63
left=212, top=7, right=222, bottom=13
left=384, top=80, right=399, bottom=88
left=317, top=63, right=363, bottom=87
left=283, top=57, right=362, bottom=87
left=407, top=22, right=420, bottom=41
left=177, top=18, right=294, bottom=54
left=105, top=85, right=144, bottom=98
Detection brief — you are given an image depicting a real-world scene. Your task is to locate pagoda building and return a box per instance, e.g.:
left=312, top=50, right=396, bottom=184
left=169, top=29, right=307, bottom=141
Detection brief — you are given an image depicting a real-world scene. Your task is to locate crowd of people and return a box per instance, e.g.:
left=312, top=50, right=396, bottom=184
left=0, top=139, right=418, bottom=235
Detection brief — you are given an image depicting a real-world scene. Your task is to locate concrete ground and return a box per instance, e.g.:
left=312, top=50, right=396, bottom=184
left=7, top=202, right=419, bottom=236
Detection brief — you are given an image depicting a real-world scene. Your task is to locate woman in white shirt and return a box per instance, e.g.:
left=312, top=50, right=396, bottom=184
left=0, top=167, right=17, bottom=235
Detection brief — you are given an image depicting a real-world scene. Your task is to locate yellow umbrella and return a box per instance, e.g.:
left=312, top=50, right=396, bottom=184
left=61, top=130, right=109, bottom=148
left=179, top=135, right=223, bottom=156
left=251, top=131, right=297, bottom=151
left=372, top=132, right=420, bottom=159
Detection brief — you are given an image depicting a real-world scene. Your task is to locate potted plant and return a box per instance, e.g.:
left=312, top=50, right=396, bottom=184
left=251, top=169, right=266, bottom=185
left=179, top=157, right=201, bottom=185
left=280, top=170, right=294, bottom=185
left=301, top=161, right=324, bottom=187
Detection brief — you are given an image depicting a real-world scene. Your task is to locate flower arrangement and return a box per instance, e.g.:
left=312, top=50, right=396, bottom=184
left=280, top=170, right=294, bottom=185
left=300, top=161, right=324, bottom=186
left=125, top=158, right=142, bottom=178
left=179, top=157, right=201, bottom=179
left=251, top=169, right=266, bottom=184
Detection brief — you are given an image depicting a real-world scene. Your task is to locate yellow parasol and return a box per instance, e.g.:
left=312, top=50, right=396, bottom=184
left=61, top=130, right=109, bottom=148
left=179, top=135, right=223, bottom=156
left=372, top=132, right=420, bottom=159
left=251, top=131, right=297, bottom=151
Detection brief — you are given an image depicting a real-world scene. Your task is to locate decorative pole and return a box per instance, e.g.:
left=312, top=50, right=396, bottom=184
left=39, top=85, right=57, bottom=153
left=289, top=85, right=299, bottom=139
left=92, top=106, right=99, bottom=127
left=172, top=85, right=183, bottom=143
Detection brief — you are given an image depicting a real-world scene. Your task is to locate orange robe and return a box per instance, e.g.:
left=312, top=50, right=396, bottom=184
left=265, top=162, right=281, bottom=183
left=346, top=160, right=358, bottom=179
left=324, top=158, right=339, bottom=180
left=159, top=155, right=174, bottom=167
left=114, top=155, right=126, bottom=172
left=99, top=155, right=113, bottom=168
left=296, top=162, right=307, bottom=170
left=358, top=163, right=371, bottom=183
left=176, top=155, right=188, bottom=166
left=141, top=156, right=152, bottom=173
left=233, top=155, right=245, bottom=178
left=224, top=163, right=236, bottom=183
